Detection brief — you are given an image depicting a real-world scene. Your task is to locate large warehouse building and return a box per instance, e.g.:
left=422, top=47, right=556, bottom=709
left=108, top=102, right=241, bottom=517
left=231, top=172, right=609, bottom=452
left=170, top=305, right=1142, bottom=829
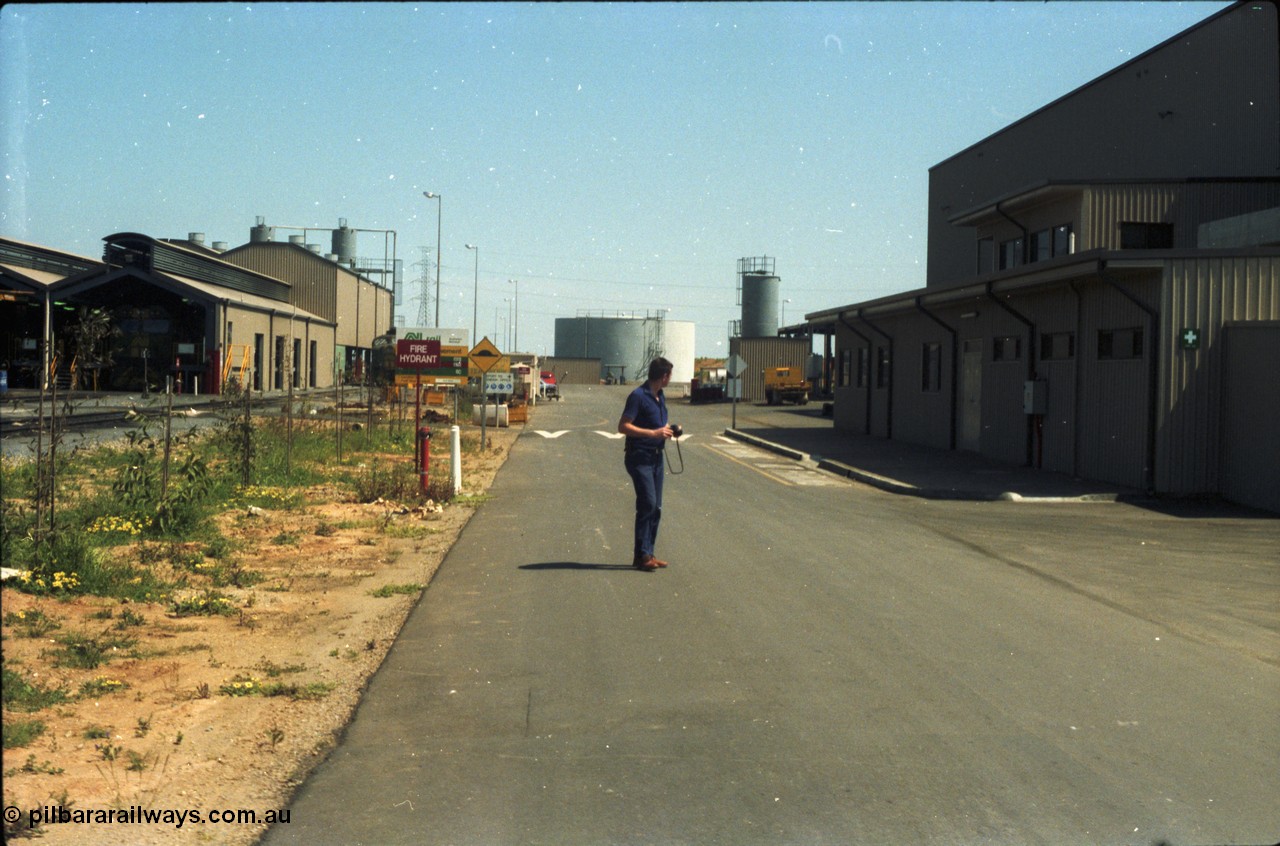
left=1, top=221, right=394, bottom=394
left=804, top=1, right=1280, bottom=512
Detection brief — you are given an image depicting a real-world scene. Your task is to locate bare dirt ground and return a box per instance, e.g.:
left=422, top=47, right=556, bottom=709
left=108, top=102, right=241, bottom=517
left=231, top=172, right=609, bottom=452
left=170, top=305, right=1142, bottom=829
left=1, top=425, right=519, bottom=845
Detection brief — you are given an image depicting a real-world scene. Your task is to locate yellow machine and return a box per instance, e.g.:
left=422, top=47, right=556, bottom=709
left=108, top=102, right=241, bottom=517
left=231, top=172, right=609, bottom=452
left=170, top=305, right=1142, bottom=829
left=763, top=366, right=810, bottom=405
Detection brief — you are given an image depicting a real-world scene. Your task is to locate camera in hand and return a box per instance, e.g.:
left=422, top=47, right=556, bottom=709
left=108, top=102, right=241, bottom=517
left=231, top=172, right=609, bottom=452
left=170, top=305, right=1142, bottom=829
left=670, top=424, right=683, bottom=438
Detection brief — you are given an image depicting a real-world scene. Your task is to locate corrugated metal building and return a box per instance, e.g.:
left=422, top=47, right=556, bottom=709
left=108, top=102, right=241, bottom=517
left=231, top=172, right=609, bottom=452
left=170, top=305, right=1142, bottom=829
left=806, top=1, right=1280, bottom=512
left=0, top=228, right=393, bottom=394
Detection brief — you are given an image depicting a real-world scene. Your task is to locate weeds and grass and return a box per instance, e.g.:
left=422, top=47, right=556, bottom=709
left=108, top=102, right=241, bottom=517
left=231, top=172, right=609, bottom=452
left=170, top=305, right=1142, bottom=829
left=3, top=719, right=47, bottom=749
left=4, top=754, right=66, bottom=776
left=3, top=608, right=62, bottom=638
left=78, top=676, right=129, bottom=697
left=45, top=631, right=137, bottom=670
left=169, top=590, right=237, bottom=617
left=369, top=583, right=424, bottom=598
left=2, top=668, right=71, bottom=712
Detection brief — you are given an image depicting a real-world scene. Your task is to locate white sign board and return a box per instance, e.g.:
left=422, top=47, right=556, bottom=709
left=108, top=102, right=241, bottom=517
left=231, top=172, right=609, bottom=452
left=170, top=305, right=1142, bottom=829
left=726, top=354, right=749, bottom=378
left=484, top=371, right=514, bottom=395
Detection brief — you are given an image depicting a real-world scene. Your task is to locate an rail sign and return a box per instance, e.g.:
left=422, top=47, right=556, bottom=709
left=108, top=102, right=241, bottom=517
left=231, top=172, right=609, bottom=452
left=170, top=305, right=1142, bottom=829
left=396, top=339, right=441, bottom=369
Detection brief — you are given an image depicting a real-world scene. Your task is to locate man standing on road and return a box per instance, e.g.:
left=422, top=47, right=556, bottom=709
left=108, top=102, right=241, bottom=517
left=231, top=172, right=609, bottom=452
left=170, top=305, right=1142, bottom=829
left=617, top=357, right=676, bottom=571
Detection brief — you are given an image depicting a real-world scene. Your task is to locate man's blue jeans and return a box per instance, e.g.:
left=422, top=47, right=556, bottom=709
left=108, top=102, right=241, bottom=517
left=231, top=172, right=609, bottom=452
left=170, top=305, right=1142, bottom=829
left=625, top=449, right=664, bottom=561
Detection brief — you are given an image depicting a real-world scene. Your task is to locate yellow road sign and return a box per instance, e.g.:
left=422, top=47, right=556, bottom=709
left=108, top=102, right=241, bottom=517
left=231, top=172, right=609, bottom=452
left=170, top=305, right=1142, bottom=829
left=468, top=337, right=509, bottom=376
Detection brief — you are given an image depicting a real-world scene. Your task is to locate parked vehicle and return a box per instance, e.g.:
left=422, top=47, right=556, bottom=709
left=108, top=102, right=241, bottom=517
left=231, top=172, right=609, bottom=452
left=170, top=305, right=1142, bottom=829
left=540, top=370, right=560, bottom=400
left=763, top=366, right=810, bottom=405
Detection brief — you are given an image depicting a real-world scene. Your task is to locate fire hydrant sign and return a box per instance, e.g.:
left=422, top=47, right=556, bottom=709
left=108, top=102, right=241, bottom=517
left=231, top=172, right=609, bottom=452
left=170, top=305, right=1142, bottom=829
left=397, top=339, right=442, bottom=369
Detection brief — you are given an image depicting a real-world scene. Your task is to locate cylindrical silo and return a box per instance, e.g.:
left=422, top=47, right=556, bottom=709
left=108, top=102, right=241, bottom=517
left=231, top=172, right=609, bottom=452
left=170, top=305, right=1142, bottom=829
left=332, top=218, right=358, bottom=263
left=740, top=271, right=779, bottom=338
left=250, top=218, right=275, bottom=242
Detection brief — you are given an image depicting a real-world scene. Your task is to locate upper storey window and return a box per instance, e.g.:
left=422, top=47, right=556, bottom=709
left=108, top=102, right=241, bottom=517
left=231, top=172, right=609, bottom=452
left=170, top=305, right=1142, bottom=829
left=1120, top=222, right=1173, bottom=249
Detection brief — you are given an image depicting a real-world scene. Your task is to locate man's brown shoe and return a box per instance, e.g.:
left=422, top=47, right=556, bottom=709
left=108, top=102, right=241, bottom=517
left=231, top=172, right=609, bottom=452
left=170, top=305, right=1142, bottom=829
left=650, top=556, right=669, bottom=568
left=633, top=555, right=658, bottom=571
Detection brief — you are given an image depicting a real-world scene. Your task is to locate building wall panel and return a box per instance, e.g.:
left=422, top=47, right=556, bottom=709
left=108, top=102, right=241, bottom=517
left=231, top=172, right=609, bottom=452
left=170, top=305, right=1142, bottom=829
left=1074, top=277, right=1157, bottom=489
left=1158, top=256, right=1280, bottom=494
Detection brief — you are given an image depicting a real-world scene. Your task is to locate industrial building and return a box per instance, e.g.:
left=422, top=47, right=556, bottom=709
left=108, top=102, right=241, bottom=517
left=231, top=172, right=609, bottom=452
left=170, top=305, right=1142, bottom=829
left=0, top=219, right=395, bottom=394
left=803, top=1, right=1280, bottom=512
left=554, top=312, right=695, bottom=384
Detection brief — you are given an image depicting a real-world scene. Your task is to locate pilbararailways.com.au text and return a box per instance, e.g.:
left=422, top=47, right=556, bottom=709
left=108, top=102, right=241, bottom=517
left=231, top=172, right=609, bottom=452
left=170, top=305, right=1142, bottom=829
left=6, top=804, right=291, bottom=829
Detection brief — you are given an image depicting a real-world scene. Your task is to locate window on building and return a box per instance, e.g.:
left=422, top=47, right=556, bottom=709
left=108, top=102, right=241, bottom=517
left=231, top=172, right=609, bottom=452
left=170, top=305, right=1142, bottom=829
left=1098, top=327, right=1144, bottom=360
left=1030, top=224, right=1074, bottom=263
left=1053, top=224, right=1073, bottom=257
left=274, top=335, right=286, bottom=390
left=856, top=347, right=869, bottom=388
left=839, top=349, right=851, bottom=387
left=292, top=338, right=302, bottom=389
left=921, top=342, right=942, bottom=392
left=1120, top=222, right=1173, bottom=249
left=309, top=340, right=318, bottom=388
left=1031, top=229, right=1053, bottom=263
left=876, top=347, right=891, bottom=388
left=993, top=335, right=1022, bottom=362
left=1040, top=332, right=1075, bottom=361
left=977, top=238, right=994, bottom=275
left=253, top=334, right=264, bottom=392
left=999, top=238, right=1024, bottom=270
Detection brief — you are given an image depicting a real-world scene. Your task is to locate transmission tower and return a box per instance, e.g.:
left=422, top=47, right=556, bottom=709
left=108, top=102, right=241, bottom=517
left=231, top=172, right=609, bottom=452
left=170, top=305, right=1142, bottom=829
left=412, top=246, right=433, bottom=327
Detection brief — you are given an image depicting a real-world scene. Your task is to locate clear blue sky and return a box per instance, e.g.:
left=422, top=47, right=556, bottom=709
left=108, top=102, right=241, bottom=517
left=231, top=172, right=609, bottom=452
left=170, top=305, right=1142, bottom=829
left=1, top=2, right=1228, bottom=356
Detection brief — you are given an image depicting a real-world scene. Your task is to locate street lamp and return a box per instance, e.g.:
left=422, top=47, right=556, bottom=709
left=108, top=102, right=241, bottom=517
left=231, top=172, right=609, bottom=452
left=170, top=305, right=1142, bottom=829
left=465, top=243, right=479, bottom=343
left=504, top=297, right=513, bottom=350
left=508, top=279, right=519, bottom=352
left=782, top=298, right=792, bottom=327
left=422, top=192, right=442, bottom=326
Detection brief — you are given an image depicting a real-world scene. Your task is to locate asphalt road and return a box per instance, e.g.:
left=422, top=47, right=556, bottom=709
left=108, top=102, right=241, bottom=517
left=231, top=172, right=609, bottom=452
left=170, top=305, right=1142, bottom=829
left=262, top=385, right=1280, bottom=846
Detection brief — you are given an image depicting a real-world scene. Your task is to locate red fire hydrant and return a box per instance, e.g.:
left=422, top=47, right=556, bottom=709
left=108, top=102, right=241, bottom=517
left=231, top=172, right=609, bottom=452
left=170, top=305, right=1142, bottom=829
left=417, top=427, right=432, bottom=492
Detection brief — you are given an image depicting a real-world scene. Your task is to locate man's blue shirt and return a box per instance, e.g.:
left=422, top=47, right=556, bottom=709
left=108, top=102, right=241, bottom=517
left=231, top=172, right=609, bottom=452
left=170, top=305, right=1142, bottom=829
left=622, top=383, right=667, bottom=453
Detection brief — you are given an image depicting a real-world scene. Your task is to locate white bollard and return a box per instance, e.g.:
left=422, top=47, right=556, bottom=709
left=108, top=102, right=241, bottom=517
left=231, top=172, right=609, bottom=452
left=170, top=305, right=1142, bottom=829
left=450, top=425, right=462, bottom=495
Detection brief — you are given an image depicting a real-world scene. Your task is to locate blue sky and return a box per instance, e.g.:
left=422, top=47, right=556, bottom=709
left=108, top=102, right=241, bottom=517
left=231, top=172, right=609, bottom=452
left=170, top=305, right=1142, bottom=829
left=1, top=2, right=1228, bottom=356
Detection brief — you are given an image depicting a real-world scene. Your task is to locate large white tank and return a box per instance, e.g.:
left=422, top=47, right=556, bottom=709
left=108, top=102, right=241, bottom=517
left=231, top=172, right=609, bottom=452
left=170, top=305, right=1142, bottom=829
left=555, top=314, right=694, bottom=383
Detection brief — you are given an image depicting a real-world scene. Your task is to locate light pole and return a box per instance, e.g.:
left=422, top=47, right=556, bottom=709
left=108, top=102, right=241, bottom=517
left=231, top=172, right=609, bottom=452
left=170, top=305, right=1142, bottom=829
left=782, top=298, right=792, bottom=327
left=504, top=297, right=513, bottom=350
left=465, top=243, right=478, bottom=343
left=423, top=192, right=442, bottom=326
left=508, top=278, right=519, bottom=352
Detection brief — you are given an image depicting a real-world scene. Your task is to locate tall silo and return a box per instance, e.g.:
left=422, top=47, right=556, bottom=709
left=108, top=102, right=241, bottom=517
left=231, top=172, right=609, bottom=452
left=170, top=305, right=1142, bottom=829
left=331, top=218, right=358, bottom=263
left=250, top=216, right=275, bottom=243
left=738, top=256, right=779, bottom=338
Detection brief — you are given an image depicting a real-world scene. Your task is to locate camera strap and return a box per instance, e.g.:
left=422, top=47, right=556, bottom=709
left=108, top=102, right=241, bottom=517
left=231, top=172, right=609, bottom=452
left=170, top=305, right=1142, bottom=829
left=665, top=435, right=684, bottom=475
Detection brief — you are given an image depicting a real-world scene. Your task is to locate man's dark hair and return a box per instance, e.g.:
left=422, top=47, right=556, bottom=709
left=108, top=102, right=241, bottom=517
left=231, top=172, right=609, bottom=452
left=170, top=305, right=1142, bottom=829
left=648, top=357, right=674, bottom=381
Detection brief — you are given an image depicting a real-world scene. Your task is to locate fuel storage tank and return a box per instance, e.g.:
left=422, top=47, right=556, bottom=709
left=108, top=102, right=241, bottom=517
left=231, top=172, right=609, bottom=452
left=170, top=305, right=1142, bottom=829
left=738, top=256, right=779, bottom=339
left=555, top=313, right=694, bottom=383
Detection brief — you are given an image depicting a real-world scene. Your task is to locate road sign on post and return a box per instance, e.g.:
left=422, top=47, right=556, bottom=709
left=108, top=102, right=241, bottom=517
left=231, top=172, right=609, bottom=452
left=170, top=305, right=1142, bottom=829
left=468, top=337, right=508, bottom=450
left=468, top=337, right=509, bottom=377
left=397, top=339, right=441, bottom=369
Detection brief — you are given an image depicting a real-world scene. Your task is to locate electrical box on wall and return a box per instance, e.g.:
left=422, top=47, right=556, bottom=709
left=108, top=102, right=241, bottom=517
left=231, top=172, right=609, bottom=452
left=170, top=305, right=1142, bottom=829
left=1023, top=380, right=1047, bottom=415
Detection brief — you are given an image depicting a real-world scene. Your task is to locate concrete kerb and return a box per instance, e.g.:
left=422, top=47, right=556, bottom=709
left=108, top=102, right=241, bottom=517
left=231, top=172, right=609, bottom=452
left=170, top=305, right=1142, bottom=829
left=722, top=428, right=1123, bottom=504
